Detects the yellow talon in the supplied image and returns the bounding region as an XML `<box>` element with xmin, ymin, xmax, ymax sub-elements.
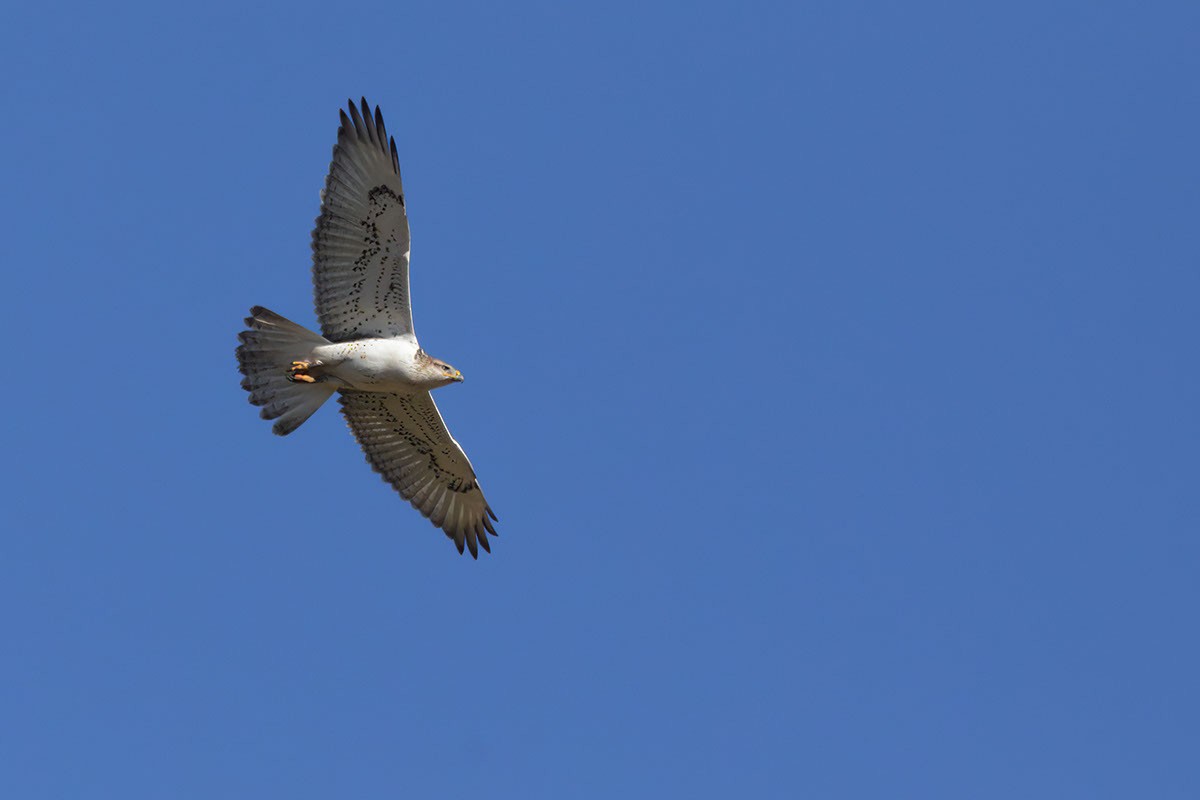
<box><xmin>287</xmin><ymin>361</ymin><xmax>317</xmax><ymax>384</ymax></box>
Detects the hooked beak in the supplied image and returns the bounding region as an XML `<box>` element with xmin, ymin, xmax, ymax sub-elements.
<box><xmin>452</xmin><ymin>370</ymin><xmax>464</xmax><ymax>382</ymax></box>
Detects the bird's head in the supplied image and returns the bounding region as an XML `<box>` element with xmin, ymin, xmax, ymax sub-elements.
<box><xmin>417</xmin><ymin>351</ymin><xmax>464</xmax><ymax>387</ymax></box>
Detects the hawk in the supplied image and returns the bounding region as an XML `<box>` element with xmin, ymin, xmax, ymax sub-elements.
<box><xmin>236</xmin><ymin>98</ymin><xmax>499</xmax><ymax>558</ymax></box>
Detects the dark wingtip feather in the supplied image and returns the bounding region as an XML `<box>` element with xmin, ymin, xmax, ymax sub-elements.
<box><xmin>478</xmin><ymin>530</ymin><xmax>491</xmax><ymax>554</ymax></box>
<box><xmin>360</xmin><ymin>97</ymin><xmax>376</xmax><ymax>144</ymax></box>
<box><xmin>486</xmin><ymin>507</ymin><xmax>499</xmax><ymax>522</ymax></box>
<box><xmin>346</xmin><ymin>100</ymin><xmax>366</xmax><ymax>139</ymax></box>
<box><xmin>374</xmin><ymin>104</ymin><xmax>386</xmax><ymax>143</ymax></box>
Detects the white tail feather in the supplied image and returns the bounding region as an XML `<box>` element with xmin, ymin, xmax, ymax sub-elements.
<box><xmin>236</xmin><ymin>306</ymin><xmax>335</xmax><ymax>435</ymax></box>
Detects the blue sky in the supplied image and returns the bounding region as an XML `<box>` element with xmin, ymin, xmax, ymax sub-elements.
<box><xmin>2</xmin><ymin>1</ymin><xmax>1198</xmax><ymax>797</ymax></box>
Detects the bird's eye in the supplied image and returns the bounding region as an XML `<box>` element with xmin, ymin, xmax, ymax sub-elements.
<box><xmin>441</xmin><ymin>365</ymin><xmax>450</xmax><ymax>371</ymax></box>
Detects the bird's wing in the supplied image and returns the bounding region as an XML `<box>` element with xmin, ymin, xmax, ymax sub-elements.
<box><xmin>340</xmin><ymin>390</ymin><xmax>498</xmax><ymax>558</ymax></box>
<box><xmin>312</xmin><ymin>98</ymin><xmax>413</xmax><ymax>342</ymax></box>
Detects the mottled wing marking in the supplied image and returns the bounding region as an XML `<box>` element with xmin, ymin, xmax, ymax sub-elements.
<box><xmin>312</xmin><ymin>98</ymin><xmax>414</xmax><ymax>342</ymax></box>
<box><xmin>340</xmin><ymin>391</ymin><xmax>499</xmax><ymax>558</ymax></box>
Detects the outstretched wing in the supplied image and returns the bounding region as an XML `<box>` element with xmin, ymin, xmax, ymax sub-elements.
<box><xmin>312</xmin><ymin>98</ymin><xmax>413</xmax><ymax>342</ymax></box>
<box><xmin>339</xmin><ymin>391</ymin><xmax>499</xmax><ymax>558</ymax></box>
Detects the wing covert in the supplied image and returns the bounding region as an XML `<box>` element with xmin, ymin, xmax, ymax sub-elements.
<box><xmin>312</xmin><ymin>98</ymin><xmax>414</xmax><ymax>341</ymax></box>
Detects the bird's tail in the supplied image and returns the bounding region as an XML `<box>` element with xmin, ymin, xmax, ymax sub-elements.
<box><xmin>236</xmin><ymin>306</ymin><xmax>336</xmax><ymax>435</ymax></box>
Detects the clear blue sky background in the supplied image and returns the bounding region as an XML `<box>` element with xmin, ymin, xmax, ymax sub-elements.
<box><xmin>2</xmin><ymin>1</ymin><xmax>1197</xmax><ymax>797</ymax></box>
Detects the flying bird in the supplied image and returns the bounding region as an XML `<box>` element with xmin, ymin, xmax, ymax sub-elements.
<box><xmin>236</xmin><ymin>98</ymin><xmax>498</xmax><ymax>558</ymax></box>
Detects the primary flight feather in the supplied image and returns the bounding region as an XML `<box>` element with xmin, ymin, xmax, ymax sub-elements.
<box><xmin>236</xmin><ymin>98</ymin><xmax>498</xmax><ymax>558</ymax></box>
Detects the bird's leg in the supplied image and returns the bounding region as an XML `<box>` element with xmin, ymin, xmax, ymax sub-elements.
<box><xmin>287</xmin><ymin>360</ymin><xmax>320</xmax><ymax>384</ymax></box>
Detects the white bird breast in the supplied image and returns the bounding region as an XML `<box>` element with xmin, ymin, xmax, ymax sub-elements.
<box><xmin>311</xmin><ymin>337</ymin><xmax>426</xmax><ymax>393</ymax></box>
